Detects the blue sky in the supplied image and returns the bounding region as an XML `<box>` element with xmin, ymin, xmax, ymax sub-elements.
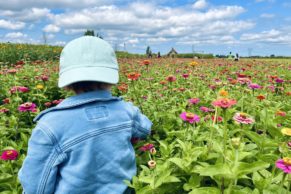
<box><xmin>0</xmin><ymin>0</ymin><xmax>291</xmax><ymax>56</ymax></box>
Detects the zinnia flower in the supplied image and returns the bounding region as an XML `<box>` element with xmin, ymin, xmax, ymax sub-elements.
<box><xmin>188</xmin><ymin>98</ymin><xmax>200</xmax><ymax>105</ymax></box>
<box><xmin>0</xmin><ymin>149</ymin><xmax>18</xmax><ymax>160</ymax></box>
<box><xmin>276</xmin><ymin>158</ymin><xmax>291</xmax><ymax>174</ymax></box>
<box><xmin>281</xmin><ymin>128</ymin><xmax>291</xmax><ymax>136</ymax></box>
<box><xmin>182</xmin><ymin>74</ymin><xmax>189</xmax><ymax>79</ymax></box>
<box><xmin>127</xmin><ymin>72</ymin><xmax>141</xmax><ymax>81</ymax></box>
<box><xmin>139</xmin><ymin>143</ymin><xmax>154</xmax><ymax>151</ymax></box>
<box><xmin>166</xmin><ymin>75</ymin><xmax>176</xmax><ymax>82</ymax></box>
<box><xmin>200</xmin><ymin>106</ymin><xmax>210</xmax><ymax>112</ymax></box>
<box><xmin>18</xmin><ymin>102</ymin><xmax>37</xmax><ymax>112</ymax></box>
<box><xmin>212</xmin><ymin>98</ymin><xmax>237</xmax><ymax>109</ymax></box>
<box><xmin>257</xmin><ymin>94</ymin><xmax>265</xmax><ymax>101</ymax></box>
<box><xmin>275</xmin><ymin>78</ymin><xmax>284</xmax><ymax>83</ymax></box>
<box><xmin>233</xmin><ymin>112</ymin><xmax>255</xmax><ymax>124</ymax></box>
<box><xmin>180</xmin><ymin>112</ymin><xmax>200</xmax><ymax>123</ymax></box>
<box><xmin>276</xmin><ymin>111</ymin><xmax>286</xmax><ymax>117</ymax></box>
<box><xmin>143</xmin><ymin>60</ymin><xmax>150</xmax><ymax>65</ymax></box>
<box><xmin>219</xmin><ymin>89</ymin><xmax>228</xmax><ymax>97</ymax></box>
<box><xmin>248</xmin><ymin>83</ymin><xmax>262</xmax><ymax>90</ymax></box>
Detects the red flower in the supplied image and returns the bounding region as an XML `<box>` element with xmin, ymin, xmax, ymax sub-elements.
<box><xmin>0</xmin><ymin>150</ymin><xmax>18</xmax><ymax>160</ymax></box>
<box><xmin>166</xmin><ymin>75</ymin><xmax>176</xmax><ymax>82</ymax></box>
<box><xmin>127</xmin><ymin>72</ymin><xmax>141</xmax><ymax>81</ymax></box>
<box><xmin>2</xmin><ymin>98</ymin><xmax>10</xmax><ymax>104</ymax></box>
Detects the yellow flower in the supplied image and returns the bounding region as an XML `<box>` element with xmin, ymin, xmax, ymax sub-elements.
<box><xmin>281</xmin><ymin>128</ymin><xmax>291</xmax><ymax>136</ymax></box>
<box><xmin>189</xmin><ymin>61</ymin><xmax>199</xmax><ymax>67</ymax></box>
<box><xmin>219</xmin><ymin>89</ymin><xmax>228</xmax><ymax>97</ymax></box>
<box><xmin>36</xmin><ymin>84</ymin><xmax>44</xmax><ymax>90</ymax></box>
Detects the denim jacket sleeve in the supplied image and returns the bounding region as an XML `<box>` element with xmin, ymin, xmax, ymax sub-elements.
<box><xmin>18</xmin><ymin>124</ymin><xmax>61</xmax><ymax>194</ymax></box>
<box><xmin>132</xmin><ymin>106</ymin><xmax>152</xmax><ymax>139</ymax></box>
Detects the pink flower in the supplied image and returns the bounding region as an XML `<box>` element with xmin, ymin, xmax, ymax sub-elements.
<box><xmin>18</xmin><ymin>102</ymin><xmax>37</xmax><ymax>112</ymax></box>
<box><xmin>238</xmin><ymin>77</ymin><xmax>251</xmax><ymax>85</ymax></box>
<box><xmin>166</xmin><ymin>75</ymin><xmax>176</xmax><ymax>82</ymax></box>
<box><xmin>188</xmin><ymin>98</ymin><xmax>200</xmax><ymax>105</ymax></box>
<box><xmin>0</xmin><ymin>108</ymin><xmax>9</xmax><ymax>113</ymax></box>
<box><xmin>200</xmin><ymin>106</ymin><xmax>211</xmax><ymax>113</ymax></box>
<box><xmin>10</xmin><ymin>86</ymin><xmax>29</xmax><ymax>93</ymax></box>
<box><xmin>0</xmin><ymin>150</ymin><xmax>18</xmax><ymax>160</ymax></box>
<box><xmin>180</xmin><ymin>112</ymin><xmax>200</xmax><ymax>123</ymax></box>
<box><xmin>182</xmin><ymin>74</ymin><xmax>189</xmax><ymax>79</ymax></box>
<box><xmin>276</xmin><ymin>158</ymin><xmax>291</xmax><ymax>174</ymax></box>
<box><xmin>233</xmin><ymin>112</ymin><xmax>255</xmax><ymax>124</ymax></box>
<box><xmin>139</xmin><ymin>143</ymin><xmax>154</xmax><ymax>151</ymax></box>
<box><xmin>212</xmin><ymin>98</ymin><xmax>237</xmax><ymax>109</ymax></box>
<box><xmin>248</xmin><ymin>83</ymin><xmax>262</xmax><ymax>89</ymax></box>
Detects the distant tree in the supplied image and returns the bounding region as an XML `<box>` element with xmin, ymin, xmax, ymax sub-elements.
<box><xmin>157</xmin><ymin>51</ymin><xmax>161</xmax><ymax>58</ymax></box>
<box><xmin>84</xmin><ymin>30</ymin><xmax>104</xmax><ymax>39</ymax></box>
<box><xmin>84</xmin><ymin>30</ymin><xmax>95</xmax><ymax>36</ymax></box>
<box><xmin>270</xmin><ymin>54</ymin><xmax>275</xmax><ymax>58</ymax></box>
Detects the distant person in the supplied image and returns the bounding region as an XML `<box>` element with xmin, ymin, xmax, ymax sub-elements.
<box><xmin>234</xmin><ymin>53</ymin><xmax>239</xmax><ymax>61</ymax></box>
<box><xmin>18</xmin><ymin>36</ymin><xmax>152</xmax><ymax>194</ymax></box>
<box><xmin>227</xmin><ymin>52</ymin><xmax>233</xmax><ymax>60</ymax></box>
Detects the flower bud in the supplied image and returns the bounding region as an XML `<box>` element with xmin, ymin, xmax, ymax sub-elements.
<box><xmin>231</xmin><ymin>137</ymin><xmax>241</xmax><ymax>149</ymax></box>
<box><xmin>148</xmin><ymin>160</ymin><xmax>156</xmax><ymax>169</ymax></box>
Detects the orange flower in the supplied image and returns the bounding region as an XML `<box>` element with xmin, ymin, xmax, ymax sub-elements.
<box><xmin>117</xmin><ymin>83</ymin><xmax>128</xmax><ymax>92</ymax></box>
<box><xmin>219</xmin><ymin>89</ymin><xmax>228</xmax><ymax>97</ymax></box>
<box><xmin>256</xmin><ymin>94</ymin><xmax>265</xmax><ymax>101</ymax></box>
<box><xmin>143</xmin><ymin>60</ymin><xmax>150</xmax><ymax>65</ymax></box>
<box><xmin>127</xmin><ymin>72</ymin><xmax>141</xmax><ymax>81</ymax></box>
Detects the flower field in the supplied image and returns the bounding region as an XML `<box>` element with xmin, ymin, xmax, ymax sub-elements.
<box><xmin>0</xmin><ymin>46</ymin><xmax>290</xmax><ymax>193</ymax></box>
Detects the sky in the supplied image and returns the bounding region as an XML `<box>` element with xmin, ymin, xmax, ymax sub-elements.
<box><xmin>0</xmin><ymin>0</ymin><xmax>291</xmax><ymax>56</ymax></box>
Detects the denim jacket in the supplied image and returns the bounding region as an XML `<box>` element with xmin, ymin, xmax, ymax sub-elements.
<box><xmin>18</xmin><ymin>90</ymin><xmax>152</xmax><ymax>194</ymax></box>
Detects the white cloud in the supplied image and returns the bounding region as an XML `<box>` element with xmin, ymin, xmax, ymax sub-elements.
<box><xmin>49</xmin><ymin>4</ymin><xmax>248</xmax><ymax>40</ymax></box>
<box><xmin>43</xmin><ymin>24</ymin><xmax>60</xmax><ymax>33</ymax></box>
<box><xmin>0</xmin><ymin>8</ymin><xmax>51</xmax><ymax>22</ymax></box>
<box><xmin>260</xmin><ymin>13</ymin><xmax>275</xmax><ymax>18</ymax></box>
<box><xmin>192</xmin><ymin>0</ymin><xmax>208</xmax><ymax>9</ymax></box>
<box><xmin>4</xmin><ymin>32</ymin><xmax>27</xmax><ymax>39</ymax></box>
<box><xmin>0</xmin><ymin>19</ymin><xmax>25</xmax><ymax>30</ymax></box>
<box><xmin>240</xmin><ymin>29</ymin><xmax>291</xmax><ymax>44</ymax></box>
<box><xmin>0</xmin><ymin>0</ymin><xmax>111</xmax><ymax>10</ymax></box>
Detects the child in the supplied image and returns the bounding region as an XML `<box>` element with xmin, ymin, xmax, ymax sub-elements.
<box><xmin>18</xmin><ymin>36</ymin><xmax>152</xmax><ymax>194</ymax></box>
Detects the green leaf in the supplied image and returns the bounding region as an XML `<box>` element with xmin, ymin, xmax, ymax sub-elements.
<box><xmin>189</xmin><ymin>187</ymin><xmax>220</xmax><ymax>194</ymax></box>
<box><xmin>183</xmin><ymin>174</ymin><xmax>202</xmax><ymax>191</ymax></box>
<box><xmin>235</xmin><ymin>161</ymin><xmax>270</xmax><ymax>177</ymax></box>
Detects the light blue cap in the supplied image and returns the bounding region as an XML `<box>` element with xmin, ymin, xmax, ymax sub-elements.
<box><xmin>58</xmin><ymin>36</ymin><xmax>119</xmax><ymax>88</ymax></box>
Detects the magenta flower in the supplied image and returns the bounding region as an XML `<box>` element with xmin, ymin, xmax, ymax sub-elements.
<box><xmin>276</xmin><ymin>158</ymin><xmax>291</xmax><ymax>174</ymax></box>
<box><xmin>18</xmin><ymin>102</ymin><xmax>37</xmax><ymax>112</ymax></box>
<box><xmin>139</xmin><ymin>143</ymin><xmax>154</xmax><ymax>151</ymax></box>
<box><xmin>275</xmin><ymin>78</ymin><xmax>284</xmax><ymax>83</ymax></box>
<box><xmin>248</xmin><ymin>83</ymin><xmax>262</xmax><ymax>90</ymax></box>
<box><xmin>233</xmin><ymin>112</ymin><xmax>255</xmax><ymax>124</ymax></box>
<box><xmin>0</xmin><ymin>150</ymin><xmax>18</xmax><ymax>160</ymax></box>
<box><xmin>188</xmin><ymin>98</ymin><xmax>200</xmax><ymax>105</ymax></box>
<box><xmin>180</xmin><ymin>112</ymin><xmax>200</xmax><ymax>123</ymax></box>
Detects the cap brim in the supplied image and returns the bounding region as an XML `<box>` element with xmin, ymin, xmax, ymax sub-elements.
<box><xmin>58</xmin><ymin>66</ymin><xmax>119</xmax><ymax>88</ymax></box>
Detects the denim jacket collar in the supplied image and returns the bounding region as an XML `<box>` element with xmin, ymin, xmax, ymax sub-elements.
<box><xmin>34</xmin><ymin>90</ymin><xmax>121</xmax><ymax>122</ymax></box>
